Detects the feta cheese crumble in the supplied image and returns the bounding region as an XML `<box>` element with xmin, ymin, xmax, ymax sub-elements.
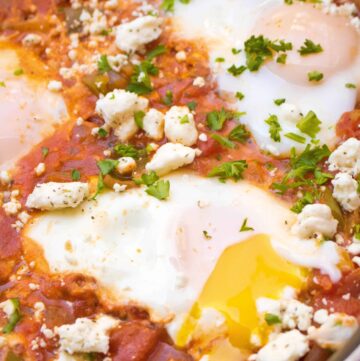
<box><xmin>331</xmin><ymin>172</ymin><xmax>360</xmax><ymax>212</ymax></box>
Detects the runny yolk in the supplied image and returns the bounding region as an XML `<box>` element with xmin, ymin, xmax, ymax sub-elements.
<box><xmin>177</xmin><ymin>234</ymin><xmax>305</xmax><ymax>348</ymax></box>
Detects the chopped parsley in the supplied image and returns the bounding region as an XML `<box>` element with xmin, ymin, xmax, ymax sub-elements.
<box><xmin>296</xmin><ymin>111</ymin><xmax>321</xmax><ymax>138</ymax></box>
<box><xmin>134</xmin><ymin>171</ymin><xmax>159</xmax><ymax>186</ymax></box>
<box><xmin>206</xmin><ymin>108</ymin><xmax>233</xmax><ymax>131</ymax></box>
<box><xmin>227</xmin><ymin>64</ymin><xmax>247</xmax><ymax>77</ymax></box>
<box><xmin>163</xmin><ymin>90</ymin><xmax>173</xmax><ymax>106</ymax></box>
<box><xmin>276</xmin><ymin>53</ymin><xmax>287</xmax><ymax>64</ymax></box>
<box><xmin>284</xmin><ymin>133</ymin><xmax>306</xmax><ymax>144</ymax></box>
<box><xmin>97</xmin><ymin>128</ymin><xmax>108</xmax><ymax>138</ymax></box>
<box><xmin>71</xmin><ymin>169</ymin><xmax>81</xmax><ymax>181</ymax></box>
<box><xmin>346</xmin><ymin>83</ymin><xmax>356</xmax><ymax>89</ymax></box>
<box><xmin>308</xmin><ymin>71</ymin><xmax>324</xmax><ymax>82</ymax></box>
<box><xmin>146</xmin><ymin>180</ymin><xmax>170</xmax><ymax>200</ymax></box>
<box><xmin>13</xmin><ymin>68</ymin><xmax>24</xmax><ymax>76</ymax></box>
<box><xmin>3</xmin><ymin>299</ymin><xmax>21</xmax><ymax>334</ymax></box>
<box><xmin>291</xmin><ymin>192</ymin><xmax>315</xmax><ymax>213</ymax></box>
<box><xmin>244</xmin><ymin>35</ymin><xmax>292</xmax><ymax>71</ymax></box>
<box><xmin>208</xmin><ymin>160</ymin><xmax>248</xmax><ymax>182</ymax></box>
<box><xmin>0</xmin><ymin>81</ymin><xmax>5</xmax><ymax>87</ymax></box>
<box><xmin>180</xmin><ymin>114</ymin><xmax>190</xmax><ymax>124</ymax></box>
<box><xmin>239</xmin><ymin>218</ymin><xmax>254</xmax><ymax>232</ymax></box>
<box><xmin>211</xmin><ymin>134</ymin><xmax>235</xmax><ymax>149</ymax></box>
<box><xmin>97</xmin><ymin>55</ymin><xmax>111</xmax><ymax>74</ymax></box>
<box><xmin>41</xmin><ymin>146</ymin><xmax>49</xmax><ymax>158</ymax></box>
<box><xmin>113</xmin><ymin>144</ymin><xmax>140</xmax><ymax>159</ymax></box>
<box><xmin>97</xmin><ymin>159</ymin><xmax>119</xmax><ymax>176</ymax></box>
<box><xmin>235</xmin><ymin>92</ymin><xmax>245</xmax><ymax>101</ymax></box>
<box><xmin>228</xmin><ymin>124</ymin><xmax>250</xmax><ymax>143</ymax></box>
<box><xmin>354</xmin><ymin>224</ymin><xmax>360</xmax><ymax>241</ymax></box>
<box><xmin>274</xmin><ymin>98</ymin><xmax>286</xmax><ymax>106</ymax></box>
<box><xmin>127</xmin><ymin>60</ymin><xmax>158</xmax><ymax>95</ymax></box>
<box><xmin>134</xmin><ymin>111</ymin><xmax>145</xmax><ymax>129</ymax></box>
<box><xmin>298</xmin><ymin>39</ymin><xmax>323</xmax><ymax>56</ymax></box>
<box><xmin>264</xmin><ymin>313</ymin><xmax>281</xmax><ymax>326</ymax></box>
<box><xmin>187</xmin><ymin>101</ymin><xmax>197</xmax><ymax>111</ymax></box>
<box><xmin>265</xmin><ymin>114</ymin><xmax>282</xmax><ymax>142</ymax></box>
<box><xmin>215</xmin><ymin>57</ymin><xmax>225</xmax><ymax>63</ymax></box>
<box><xmin>232</xmin><ymin>48</ymin><xmax>242</xmax><ymax>55</ymax></box>
<box><xmin>203</xmin><ymin>230</ymin><xmax>212</xmax><ymax>239</ymax></box>
<box><xmin>146</xmin><ymin>45</ymin><xmax>167</xmax><ymax>61</ymax></box>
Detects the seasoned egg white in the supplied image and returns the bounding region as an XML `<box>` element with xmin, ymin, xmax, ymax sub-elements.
<box><xmin>172</xmin><ymin>0</ymin><xmax>360</xmax><ymax>155</ymax></box>
<box><xmin>0</xmin><ymin>44</ymin><xmax>68</xmax><ymax>168</ymax></box>
<box><xmin>25</xmin><ymin>173</ymin><xmax>341</xmax><ymax>347</ymax></box>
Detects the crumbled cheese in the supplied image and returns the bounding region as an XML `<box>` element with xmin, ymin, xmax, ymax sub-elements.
<box><xmin>308</xmin><ymin>313</ymin><xmax>358</xmax><ymax>350</ymax></box>
<box><xmin>41</xmin><ymin>324</ymin><xmax>55</xmax><ymax>339</ymax></box>
<box><xmin>146</xmin><ymin>143</ymin><xmax>198</xmax><ymax>176</ymax></box>
<box><xmin>95</xmin><ymin>89</ymin><xmax>148</xmax><ymax>130</ymax></box>
<box><xmin>18</xmin><ymin>211</ymin><xmax>31</xmax><ymax>225</ymax></box>
<box><xmin>331</xmin><ymin>172</ymin><xmax>360</xmax><ymax>212</ymax></box>
<box><xmin>0</xmin><ymin>300</ymin><xmax>15</xmax><ymax>318</ymax></box>
<box><xmin>175</xmin><ymin>51</ymin><xmax>187</xmax><ymax>62</ymax></box>
<box><xmin>115</xmin><ymin>16</ymin><xmax>163</xmax><ymax>53</ymax></box>
<box><xmin>199</xmin><ymin>133</ymin><xmax>208</xmax><ymax>142</ymax></box>
<box><xmin>34</xmin><ymin>163</ymin><xmax>46</xmax><ymax>176</ymax></box>
<box><xmin>114</xmin><ymin>118</ymin><xmax>139</xmax><ymax>142</ymax></box>
<box><xmin>328</xmin><ymin>138</ymin><xmax>360</xmax><ymax>176</ymax></box>
<box><xmin>107</xmin><ymin>54</ymin><xmax>128</xmax><ymax>72</ymax></box>
<box><xmin>353</xmin><ymin>256</ymin><xmax>360</xmax><ymax>267</ymax></box>
<box><xmin>117</xmin><ymin>157</ymin><xmax>136</xmax><ymax>174</ymax></box>
<box><xmin>29</xmin><ymin>283</ymin><xmax>40</xmax><ymax>290</ymax></box>
<box><xmin>48</xmin><ymin>80</ymin><xmax>63</xmax><ymax>92</ymax></box>
<box><xmin>291</xmin><ymin>204</ymin><xmax>338</xmax><ymax>239</ymax></box>
<box><xmin>279</xmin><ymin>103</ymin><xmax>302</xmax><ymax>123</ymax></box>
<box><xmin>164</xmin><ymin>106</ymin><xmax>198</xmax><ymax>146</ymax></box>
<box><xmin>26</xmin><ymin>182</ymin><xmax>89</xmax><ymax>210</ymax></box>
<box><xmin>3</xmin><ymin>199</ymin><xmax>21</xmax><ymax>216</ymax></box>
<box><xmin>56</xmin><ymin>315</ymin><xmax>119</xmax><ymax>354</ymax></box>
<box><xmin>0</xmin><ymin>170</ymin><xmax>11</xmax><ymax>185</ymax></box>
<box><xmin>313</xmin><ymin>309</ymin><xmax>329</xmax><ymax>325</ymax></box>
<box><xmin>347</xmin><ymin>240</ymin><xmax>360</xmax><ymax>256</ymax></box>
<box><xmin>113</xmin><ymin>183</ymin><xmax>127</xmax><ymax>193</ymax></box>
<box><xmin>193</xmin><ymin>76</ymin><xmax>206</xmax><ymax>88</ymax></box>
<box><xmin>281</xmin><ymin>299</ymin><xmax>313</xmax><ymax>332</ymax></box>
<box><xmin>257</xmin><ymin>298</ymin><xmax>313</xmax><ymax>332</ymax></box>
<box><xmin>143</xmin><ymin>108</ymin><xmax>165</xmax><ymax>140</ymax></box>
<box><xmin>81</xmin><ymin>9</ymin><xmax>108</xmax><ymax>35</ymax></box>
<box><xmin>22</xmin><ymin>33</ymin><xmax>42</xmax><ymax>46</ymax></box>
<box><xmin>256</xmin><ymin>330</ymin><xmax>309</xmax><ymax>361</ymax></box>
<box><xmin>34</xmin><ymin>302</ymin><xmax>45</xmax><ymax>321</ymax></box>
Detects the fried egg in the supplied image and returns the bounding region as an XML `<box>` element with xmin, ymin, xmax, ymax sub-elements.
<box><xmin>25</xmin><ymin>173</ymin><xmax>341</xmax><ymax>349</ymax></box>
<box><xmin>172</xmin><ymin>0</ymin><xmax>360</xmax><ymax>155</ymax></box>
<box><xmin>0</xmin><ymin>43</ymin><xmax>68</xmax><ymax>169</ymax></box>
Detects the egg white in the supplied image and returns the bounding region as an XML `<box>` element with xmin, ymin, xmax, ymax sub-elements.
<box><xmin>0</xmin><ymin>45</ymin><xmax>68</xmax><ymax>169</ymax></box>
<box><xmin>172</xmin><ymin>0</ymin><xmax>360</xmax><ymax>155</ymax></box>
<box><xmin>25</xmin><ymin>173</ymin><xmax>340</xmax><ymax>341</ymax></box>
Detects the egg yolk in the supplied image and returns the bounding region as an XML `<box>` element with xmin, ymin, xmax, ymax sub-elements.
<box><xmin>177</xmin><ymin>235</ymin><xmax>305</xmax><ymax>348</ymax></box>
<box><xmin>254</xmin><ymin>2</ymin><xmax>360</xmax><ymax>85</ymax></box>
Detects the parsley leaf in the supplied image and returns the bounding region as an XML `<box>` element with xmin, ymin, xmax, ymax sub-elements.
<box><xmin>163</xmin><ymin>90</ymin><xmax>173</xmax><ymax>106</ymax></box>
<box><xmin>296</xmin><ymin>111</ymin><xmax>321</xmax><ymax>138</ymax></box>
<box><xmin>274</xmin><ymin>98</ymin><xmax>286</xmax><ymax>106</ymax></box>
<box><xmin>284</xmin><ymin>133</ymin><xmax>306</xmax><ymax>144</ymax></box>
<box><xmin>227</xmin><ymin>65</ymin><xmax>247</xmax><ymax>77</ymax></box>
<box><xmin>211</xmin><ymin>134</ymin><xmax>235</xmax><ymax>149</ymax></box>
<box><xmin>346</xmin><ymin>83</ymin><xmax>356</xmax><ymax>89</ymax></box>
<box><xmin>146</xmin><ymin>45</ymin><xmax>167</xmax><ymax>61</ymax></box>
<box><xmin>206</xmin><ymin>108</ymin><xmax>233</xmax><ymax>131</ymax></box>
<box><xmin>228</xmin><ymin>124</ymin><xmax>250</xmax><ymax>143</ymax></box>
<box><xmin>3</xmin><ymin>299</ymin><xmax>21</xmax><ymax>334</ymax></box>
<box><xmin>97</xmin><ymin>159</ymin><xmax>119</xmax><ymax>175</ymax></box>
<box><xmin>308</xmin><ymin>71</ymin><xmax>323</xmax><ymax>82</ymax></box>
<box><xmin>265</xmin><ymin>114</ymin><xmax>282</xmax><ymax>142</ymax></box>
<box><xmin>97</xmin><ymin>55</ymin><xmax>111</xmax><ymax>74</ymax></box>
<box><xmin>208</xmin><ymin>160</ymin><xmax>248</xmax><ymax>182</ymax></box>
<box><xmin>71</xmin><ymin>169</ymin><xmax>81</xmax><ymax>181</ymax></box>
<box><xmin>187</xmin><ymin>101</ymin><xmax>197</xmax><ymax>111</ymax></box>
<box><xmin>240</xmin><ymin>218</ymin><xmax>254</xmax><ymax>232</ymax></box>
<box><xmin>113</xmin><ymin>144</ymin><xmax>140</xmax><ymax>159</ymax></box>
<box><xmin>134</xmin><ymin>171</ymin><xmax>159</xmax><ymax>186</ymax></box>
<box><xmin>134</xmin><ymin>111</ymin><xmax>145</xmax><ymax>129</ymax></box>
<box><xmin>127</xmin><ymin>60</ymin><xmax>158</xmax><ymax>95</ymax></box>
<box><xmin>264</xmin><ymin>313</ymin><xmax>281</xmax><ymax>326</ymax></box>
<box><xmin>291</xmin><ymin>192</ymin><xmax>314</xmax><ymax>213</ymax></box>
<box><xmin>298</xmin><ymin>39</ymin><xmax>323</xmax><ymax>56</ymax></box>
<box><xmin>146</xmin><ymin>180</ymin><xmax>170</xmax><ymax>200</ymax></box>
<box><xmin>41</xmin><ymin>147</ymin><xmax>49</xmax><ymax>158</ymax></box>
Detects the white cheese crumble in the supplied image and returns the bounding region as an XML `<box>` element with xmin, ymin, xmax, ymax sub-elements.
<box><xmin>175</xmin><ymin>51</ymin><xmax>187</xmax><ymax>62</ymax></box>
<box><xmin>143</xmin><ymin>108</ymin><xmax>165</xmax><ymax>140</ymax></box>
<box><xmin>0</xmin><ymin>170</ymin><xmax>11</xmax><ymax>185</ymax></box>
<box><xmin>113</xmin><ymin>183</ymin><xmax>127</xmax><ymax>193</ymax></box>
<box><xmin>308</xmin><ymin>313</ymin><xmax>358</xmax><ymax>350</ymax></box>
<box><xmin>0</xmin><ymin>300</ymin><xmax>15</xmax><ymax>318</ymax></box>
<box><xmin>22</xmin><ymin>33</ymin><xmax>42</xmax><ymax>46</ymax></box>
<box><xmin>328</xmin><ymin>138</ymin><xmax>360</xmax><ymax>176</ymax></box>
<box><xmin>107</xmin><ymin>54</ymin><xmax>128</xmax><ymax>72</ymax></box>
<box><xmin>193</xmin><ymin>76</ymin><xmax>206</xmax><ymax>88</ymax></box>
<box><xmin>26</xmin><ymin>182</ymin><xmax>89</xmax><ymax>210</ymax></box>
<box><xmin>34</xmin><ymin>163</ymin><xmax>46</xmax><ymax>176</ymax></box>
<box><xmin>116</xmin><ymin>157</ymin><xmax>136</xmax><ymax>174</ymax></box>
<box><xmin>146</xmin><ymin>143</ymin><xmax>198</xmax><ymax>176</ymax></box>
<box><xmin>56</xmin><ymin>315</ymin><xmax>119</xmax><ymax>354</ymax></box>
<box><xmin>279</xmin><ymin>103</ymin><xmax>302</xmax><ymax>123</ymax></box>
<box><xmin>331</xmin><ymin>172</ymin><xmax>360</xmax><ymax>212</ymax></box>
<box><xmin>164</xmin><ymin>106</ymin><xmax>198</xmax><ymax>146</ymax></box>
<box><xmin>291</xmin><ymin>204</ymin><xmax>338</xmax><ymax>239</ymax></box>
<box><xmin>95</xmin><ymin>89</ymin><xmax>148</xmax><ymax>141</ymax></box>
<box><xmin>256</xmin><ymin>330</ymin><xmax>309</xmax><ymax>361</ymax></box>
<box><xmin>313</xmin><ymin>309</ymin><xmax>329</xmax><ymax>325</ymax></box>
<box><xmin>115</xmin><ymin>16</ymin><xmax>163</xmax><ymax>53</ymax></box>
<box><xmin>48</xmin><ymin>80</ymin><xmax>63</xmax><ymax>92</ymax></box>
